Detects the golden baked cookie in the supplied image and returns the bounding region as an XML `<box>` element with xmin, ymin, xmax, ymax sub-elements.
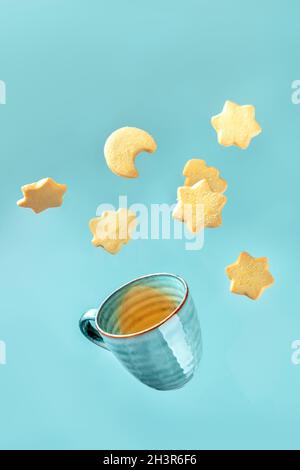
<box><xmin>226</xmin><ymin>251</ymin><xmax>274</xmax><ymax>300</ymax></box>
<box><xmin>172</xmin><ymin>179</ymin><xmax>227</xmax><ymax>233</ymax></box>
<box><xmin>183</xmin><ymin>159</ymin><xmax>227</xmax><ymax>193</ymax></box>
<box><xmin>17</xmin><ymin>177</ymin><xmax>67</xmax><ymax>214</ymax></box>
<box><xmin>211</xmin><ymin>100</ymin><xmax>261</xmax><ymax>149</ymax></box>
<box><xmin>89</xmin><ymin>208</ymin><xmax>137</xmax><ymax>254</ymax></box>
<box><xmin>104</xmin><ymin>127</ymin><xmax>157</xmax><ymax>178</ymax></box>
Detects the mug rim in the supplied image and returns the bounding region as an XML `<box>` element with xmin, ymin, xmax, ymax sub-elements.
<box><xmin>95</xmin><ymin>273</ymin><xmax>189</xmax><ymax>339</ymax></box>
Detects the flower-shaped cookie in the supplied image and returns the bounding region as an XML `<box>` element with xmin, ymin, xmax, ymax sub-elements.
<box><xmin>211</xmin><ymin>100</ymin><xmax>261</xmax><ymax>149</ymax></box>
<box><xmin>89</xmin><ymin>208</ymin><xmax>137</xmax><ymax>254</ymax></box>
<box><xmin>226</xmin><ymin>251</ymin><xmax>274</xmax><ymax>300</ymax></box>
<box><xmin>172</xmin><ymin>179</ymin><xmax>227</xmax><ymax>233</ymax></box>
<box><xmin>17</xmin><ymin>177</ymin><xmax>67</xmax><ymax>213</ymax></box>
<box><xmin>183</xmin><ymin>159</ymin><xmax>227</xmax><ymax>193</ymax></box>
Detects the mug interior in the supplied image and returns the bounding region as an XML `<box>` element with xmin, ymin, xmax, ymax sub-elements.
<box><xmin>97</xmin><ymin>273</ymin><xmax>187</xmax><ymax>337</ymax></box>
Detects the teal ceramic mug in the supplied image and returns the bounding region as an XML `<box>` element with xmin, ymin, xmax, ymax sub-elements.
<box><xmin>79</xmin><ymin>273</ymin><xmax>202</xmax><ymax>391</ymax></box>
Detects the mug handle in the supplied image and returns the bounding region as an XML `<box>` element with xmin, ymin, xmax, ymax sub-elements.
<box><xmin>79</xmin><ymin>309</ymin><xmax>109</xmax><ymax>350</ymax></box>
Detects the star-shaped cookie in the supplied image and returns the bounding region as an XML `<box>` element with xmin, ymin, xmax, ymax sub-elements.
<box><xmin>211</xmin><ymin>100</ymin><xmax>261</xmax><ymax>149</ymax></box>
<box><xmin>17</xmin><ymin>177</ymin><xmax>67</xmax><ymax>213</ymax></box>
<box><xmin>183</xmin><ymin>159</ymin><xmax>227</xmax><ymax>193</ymax></box>
<box><xmin>226</xmin><ymin>252</ymin><xmax>274</xmax><ymax>300</ymax></box>
<box><xmin>172</xmin><ymin>179</ymin><xmax>227</xmax><ymax>233</ymax></box>
<box><xmin>89</xmin><ymin>208</ymin><xmax>137</xmax><ymax>254</ymax></box>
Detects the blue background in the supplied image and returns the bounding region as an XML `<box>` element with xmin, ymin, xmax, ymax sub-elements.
<box><xmin>0</xmin><ymin>0</ymin><xmax>299</xmax><ymax>450</ymax></box>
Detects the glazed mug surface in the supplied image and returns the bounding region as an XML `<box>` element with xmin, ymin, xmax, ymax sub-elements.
<box><xmin>79</xmin><ymin>273</ymin><xmax>202</xmax><ymax>391</ymax></box>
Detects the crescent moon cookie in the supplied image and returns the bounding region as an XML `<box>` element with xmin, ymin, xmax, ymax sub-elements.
<box><xmin>17</xmin><ymin>177</ymin><xmax>67</xmax><ymax>214</ymax></box>
<box><xmin>226</xmin><ymin>252</ymin><xmax>274</xmax><ymax>300</ymax></box>
<box><xmin>172</xmin><ymin>179</ymin><xmax>227</xmax><ymax>233</ymax></box>
<box><xmin>89</xmin><ymin>208</ymin><xmax>137</xmax><ymax>254</ymax></box>
<box><xmin>183</xmin><ymin>159</ymin><xmax>227</xmax><ymax>193</ymax></box>
<box><xmin>211</xmin><ymin>100</ymin><xmax>262</xmax><ymax>149</ymax></box>
<box><xmin>104</xmin><ymin>127</ymin><xmax>157</xmax><ymax>178</ymax></box>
